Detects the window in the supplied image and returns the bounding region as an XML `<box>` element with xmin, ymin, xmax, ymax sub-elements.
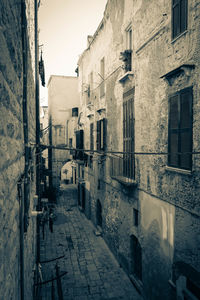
<box><xmin>172</xmin><ymin>0</ymin><xmax>187</xmax><ymax>39</ymax></box>
<box><xmin>133</xmin><ymin>209</ymin><xmax>139</xmax><ymax>226</ymax></box>
<box><xmin>75</xmin><ymin>129</ymin><xmax>84</xmax><ymax>160</ymax></box>
<box><xmin>121</xmin><ymin>25</ymin><xmax>132</xmax><ymax>72</ymax></box>
<box><xmin>126</xmin><ymin>26</ymin><xmax>132</xmax><ymax>50</ymax></box>
<box><xmin>130</xmin><ymin>235</ymin><xmax>142</xmax><ymax>281</ymax></box>
<box><xmin>72</xmin><ymin>107</ymin><xmax>78</xmax><ymax>117</ymax></box>
<box><xmin>123</xmin><ymin>88</ymin><xmax>135</xmax><ymax>178</ymax></box>
<box><xmin>69</xmin><ymin>138</ymin><xmax>73</xmax><ymax>154</ymax></box>
<box><xmin>69</xmin><ymin>138</ymin><xmax>72</xmax><ymax>147</ymax></box>
<box><xmin>90</xmin><ymin>123</ymin><xmax>94</xmax><ymax>151</ymax></box>
<box><xmin>100</xmin><ymin>57</ymin><xmax>105</xmax><ymax>97</ymax></box>
<box><xmin>89</xmin><ymin>72</ymin><xmax>93</xmax><ymax>99</ymax></box>
<box><xmin>168</xmin><ymin>87</ymin><xmax>192</xmax><ymax>170</ymax></box>
<box><xmin>96</xmin><ymin>118</ymin><xmax>107</xmax><ymax>151</ymax></box>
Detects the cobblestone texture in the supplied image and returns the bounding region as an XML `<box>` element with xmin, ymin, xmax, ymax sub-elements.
<box><xmin>39</xmin><ymin>184</ymin><xmax>142</xmax><ymax>300</ymax></box>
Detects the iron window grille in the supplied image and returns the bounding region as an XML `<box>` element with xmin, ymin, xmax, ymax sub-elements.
<box><xmin>110</xmin><ymin>89</ymin><xmax>135</xmax><ymax>182</ymax></box>
<box><xmin>123</xmin><ymin>90</ymin><xmax>135</xmax><ymax>179</ymax></box>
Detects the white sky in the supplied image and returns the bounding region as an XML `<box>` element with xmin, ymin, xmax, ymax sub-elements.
<box><xmin>38</xmin><ymin>0</ymin><xmax>107</xmax><ymax>106</ymax></box>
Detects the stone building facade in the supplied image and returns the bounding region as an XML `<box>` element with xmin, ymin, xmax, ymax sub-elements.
<box><xmin>76</xmin><ymin>0</ymin><xmax>200</xmax><ymax>299</ymax></box>
<box><xmin>48</xmin><ymin>75</ymin><xmax>79</xmax><ymax>189</ymax></box>
<box><xmin>0</xmin><ymin>0</ymin><xmax>38</xmax><ymax>299</ymax></box>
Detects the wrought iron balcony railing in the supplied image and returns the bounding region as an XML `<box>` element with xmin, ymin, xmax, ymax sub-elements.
<box><xmin>110</xmin><ymin>154</ymin><xmax>136</xmax><ymax>185</ymax></box>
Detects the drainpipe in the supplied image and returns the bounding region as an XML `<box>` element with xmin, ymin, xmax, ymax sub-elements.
<box><xmin>48</xmin><ymin>116</ymin><xmax>53</xmax><ymax>189</ymax></box>
<box><xmin>35</xmin><ymin>0</ymin><xmax>41</xmax><ymax>264</ymax></box>
<box><xmin>21</xmin><ymin>0</ymin><xmax>29</xmax><ymax>299</ymax></box>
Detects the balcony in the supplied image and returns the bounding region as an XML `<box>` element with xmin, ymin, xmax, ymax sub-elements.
<box><xmin>110</xmin><ymin>154</ymin><xmax>137</xmax><ymax>186</ymax></box>
<box><xmin>120</xmin><ymin>50</ymin><xmax>132</xmax><ymax>73</ymax></box>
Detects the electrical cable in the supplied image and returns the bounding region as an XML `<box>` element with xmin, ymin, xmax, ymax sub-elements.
<box><xmin>33</xmin><ymin>143</ymin><xmax>200</xmax><ymax>156</ymax></box>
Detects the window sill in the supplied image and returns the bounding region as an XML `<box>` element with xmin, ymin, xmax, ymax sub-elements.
<box><xmin>171</xmin><ymin>30</ymin><xmax>188</xmax><ymax>44</ymax></box>
<box><xmin>111</xmin><ymin>175</ymin><xmax>137</xmax><ymax>187</ymax></box>
<box><xmin>165</xmin><ymin>166</ymin><xmax>192</xmax><ymax>175</ymax></box>
<box><xmin>119</xmin><ymin>71</ymin><xmax>134</xmax><ymax>83</ymax></box>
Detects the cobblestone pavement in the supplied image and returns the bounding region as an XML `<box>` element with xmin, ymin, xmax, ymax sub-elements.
<box><xmin>39</xmin><ymin>184</ymin><xmax>142</xmax><ymax>300</ymax></box>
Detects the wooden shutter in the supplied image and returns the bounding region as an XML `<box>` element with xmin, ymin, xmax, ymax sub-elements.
<box><xmin>172</xmin><ymin>0</ymin><xmax>187</xmax><ymax>39</ymax></box>
<box><xmin>76</xmin><ymin>130</ymin><xmax>80</xmax><ymax>149</ymax></box>
<box><xmin>168</xmin><ymin>88</ymin><xmax>192</xmax><ymax>170</ymax></box>
<box><xmin>172</xmin><ymin>0</ymin><xmax>180</xmax><ymax>38</ymax></box>
<box><xmin>180</xmin><ymin>88</ymin><xmax>192</xmax><ymax>169</ymax></box>
<box><xmin>90</xmin><ymin>123</ymin><xmax>94</xmax><ymax>151</ymax></box>
<box><xmin>168</xmin><ymin>94</ymin><xmax>179</xmax><ymax>167</ymax></box>
<box><xmin>96</xmin><ymin>121</ymin><xmax>101</xmax><ymax>151</ymax></box>
<box><xmin>102</xmin><ymin>118</ymin><xmax>107</xmax><ymax>151</ymax></box>
<box><xmin>181</xmin><ymin>0</ymin><xmax>187</xmax><ymax>32</ymax></box>
<box><xmin>79</xmin><ymin>130</ymin><xmax>84</xmax><ymax>149</ymax></box>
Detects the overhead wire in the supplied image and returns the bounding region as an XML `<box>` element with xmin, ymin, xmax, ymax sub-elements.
<box><xmin>33</xmin><ymin>143</ymin><xmax>200</xmax><ymax>156</ymax></box>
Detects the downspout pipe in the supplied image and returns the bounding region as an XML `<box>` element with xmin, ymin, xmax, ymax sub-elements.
<box><xmin>35</xmin><ymin>0</ymin><xmax>41</xmax><ymax>264</ymax></box>
<box><xmin>48</xmin><ymin>115</ymin><xmax>53</xmax><ymax>189</ymax></box>
<box><xmin>21</xmin><ymin>0</ymin><xmax>29</xmax><ymax>299</ymax></box>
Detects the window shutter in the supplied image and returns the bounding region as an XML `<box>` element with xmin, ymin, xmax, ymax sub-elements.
<box><xmin>96</xmin><ymin>121</ymin><xmax>101</xmax><ymax>151</ymax></box>
<box><xmin>168</xmin><ymin>95</ymin><xmax>179</xmax><ymax>167</ymax></box>
<box><xmin>90</xmin><ymin>123</ymin><xmax>94</xmax><ymax>151</ymax></box>
<box><xmin>172</xmin><ymin>1</ymin><xmax>180</xmax><ymax>38</ymax></box>
<box><xmin>172</xmin><ymin>0</ymin><xmax>187</xmax><ymax>39</ymax></box>
<box><xmin>79</xmin><ymin>130</ymin><xmax>84</xmax><ymax>149</ymax></box>
<box><xmin>102</xmin><ymin>118</ymin><xmax>107</xmax><ymax>151</ymax></box>
<box><xmin>180</xmin><ymin>0</ymin><xmax>187</xmax><ymax>33</ymax></box>
<box><xmin>168</xmin><ymin>88</ymin><xmax>192</xmax><ymax>170</ymax></box>
<box><xmin>76</xmin><ymin>131</ymin><xmax>80</xmax><ymax>149</ymax></box>
<box><xmin>80</xmin><ymin>130</ymin><xmax>84</xmax><ymax>160</ymax></box>
<box><xmin>180</xmin><ymin>88</ymin><xmax>192</xmax><ymax>169</ymax></box>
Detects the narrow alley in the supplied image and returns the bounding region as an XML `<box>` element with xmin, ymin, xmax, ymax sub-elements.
<box><xmin>37</xmin><ymin>184</ymin><xmax>142</xmax><ymax>300</ymax></box>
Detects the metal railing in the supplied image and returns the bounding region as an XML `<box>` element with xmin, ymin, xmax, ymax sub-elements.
<box><xmin>110</xmin><ymin>154</ymin><xmax>135</xmax><ymax>182</ymax></box>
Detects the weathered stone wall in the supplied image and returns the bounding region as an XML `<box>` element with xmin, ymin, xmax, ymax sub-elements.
<box><xmin>133</xmin><ymin>1</ymin><xmax>200</xmax><ymax>298</ymax></box>
<box><xmin>48</xmin><ymin>76</ymin><xmax>79</xmax><ymax>188</ymax></box>
<box><xmin>0</xmin><ymin>0</ymin><xmax>37</xmax><ymax>299</ymax></box>
<box><xmin>78</xmin><ymin>0</ymin><xmax>200</xmax><ymax>299</ymax></box>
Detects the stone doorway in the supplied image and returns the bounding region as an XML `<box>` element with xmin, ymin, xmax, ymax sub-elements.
<box><xmin>130</xmin><ymin>235</ymin><xmax>142</xmax><ymax>281</ymax></box>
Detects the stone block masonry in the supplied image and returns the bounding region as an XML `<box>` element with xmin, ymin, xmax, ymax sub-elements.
<box><xmin>0</xmin><ymin>0</ymin><xmax>37</xmax><ymax>299</ymax></box>
<box><xmin>77</xmin><ymin>0</ymin><xmax>200</xmax><ymax>299</ymax></box>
